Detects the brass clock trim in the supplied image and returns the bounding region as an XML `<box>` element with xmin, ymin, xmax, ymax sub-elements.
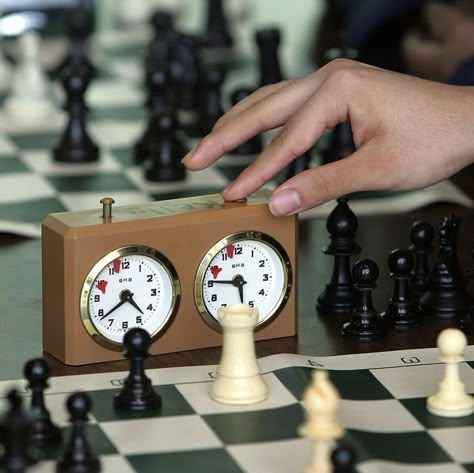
<box><xmin>80</xmin><ymin>245</ymin><xmax>181</xmax><ymax>350</ymax></box>
<box><xmin>194</xmin><ymin>231</ymin><xmax>292</xmax><ymax>332</ymax></box>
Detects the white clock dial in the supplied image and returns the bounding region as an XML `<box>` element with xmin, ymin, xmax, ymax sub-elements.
<box><xmin>80</xmin><ymin>246</ymin><xmax>180</xmax><ymax>347</ymax></box>
<box><xmin>195</xmin><ymin>232</ymin><xmax>292</xmax><ymax>331</ymax></box>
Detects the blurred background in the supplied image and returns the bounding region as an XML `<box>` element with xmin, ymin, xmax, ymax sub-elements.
<box><xmin>2</xmin><ymin>0</ymin><xmax>474</xmax><ymax>85</ymax></box>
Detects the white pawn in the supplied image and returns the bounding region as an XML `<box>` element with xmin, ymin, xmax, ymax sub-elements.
<box><xmin>427</xmin><ymin>328</ymin><xmax>474</xmax><ymax>417</ymax></box>
<box><xmin>4</xmin><ymin>30</ymin><xmax>58</xmax><ymax>125</ymax></box>
<box><xmin>0</xmin><ymin>41</ymin><xmax>12</xmax><ymax>93</ymax></box>
<box><xmin>299</xmin><ymin>370</ymin><xmax>344</xmax><ymax>473</ymax></box>
<box><xmin>211</xmin><ymin>304</ymin><xmax>268</xmax><ymax>405</ymax></box>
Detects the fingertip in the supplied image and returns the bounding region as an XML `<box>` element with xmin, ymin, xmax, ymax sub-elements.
<box><xmin>268</xmin><ymin>189</ymin><xmax>302</xmax><ymax>216</ymax></box>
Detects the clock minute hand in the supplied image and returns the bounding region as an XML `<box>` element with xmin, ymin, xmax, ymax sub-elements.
<box><xmin>232</xmin><ymin>275</ymin><xmax>247</xmax><ymax>303</ymax></box>
<box><xmin>100</xmin><ymin>298</ymin><xmax>127</xmax><ymax>320</ymax></box>
<box><xmin>212</xmin><ymin>280</ymin><xmax>235</xmax><ymax>284</ymax></box>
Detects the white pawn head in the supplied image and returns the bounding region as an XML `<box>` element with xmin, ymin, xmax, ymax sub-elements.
<box><xmin>218</xmin><ymin>303</ymin><xmax>258</xmax><ymax>330</ymax></box>
<box><xmin>437</xmin><ymin>328</ymin><xmax>467</xmax><ymax>363</ymax></box>
<box><xmin>21</xmin><ymin>30</ymin><xmax>41</xmax><ymax>61</ymax></box>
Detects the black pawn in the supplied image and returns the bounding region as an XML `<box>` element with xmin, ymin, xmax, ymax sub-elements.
<box><xmin>332</xmin><ymin>444</ymin><xmax>357</xmax><ymax>473</ymax></box>
<box><xmin>321</xmin><ymin>121</ymin><xmax>355</xmax><ymax>166</ymax></box>
<box><xmin>1</xmin><ymin>390</ymin><xmax>37</xmax><ymax>473</ymax></box>
<box><xmin>317</xmin><ymin>197</ymin><xmax>361</xmax><ymax>314</ymax></box>
<box><xmin>203</xmin><ymin>0</ymin><xmax>233</xmax><ymax>49</ymax></box>
<box><xmin>56</xmin><ymin>392</ymin><xmax>100</xmax><ymax>473</ymax></box>
<box><xmin>114</xmin><ymin>328</ymin><xmax>161</xmax><ymax>411</ymax></box>
<box><xmin>420</xmin><ymin>213</ymin><xmax>472</xmax><ymax>318</ymax></box>
<box><xmin>56</xmin><ymin>7</ymin><xmax>95</xmax><ymax>78</ymax></box>
<box><xmin>24</xmin><ymin>358</ymin><xmax>62</xmax><ymax>446</ymax></box>
<box><xmin>285</xmin><ymin>152</ymin><xmax>311</xmax><ymax>180</ymax></box>
<box><xmin>53</xmin><ymin>65</ymin><xmax>99</xmax><ymax>163</ymax></box>
<box><xmin>255</xmin><ymin>28</ymin><xmax>283</xmax><ymax>87</ymax></box>
<box><xmin>342</xmin><ymin>259</ymin><xmax>383</xmax><ymax>339</ymax></box>
<box><xmin>144</xmin><ymin>108</ymin><xmax>186</xmax><ymax>182</ymax></box>
<box><xmin>173</xmin><ymin>34</ymin><xmax>202</xmax><ymax>111</ymax></box>
<box><xmin>135</xmin><ymin>64</ymin><xmax>171</xmax><ymax>165</ymax></box>
<box><xmin>146</xmin><ymin>10</ymin><xmax>176</xmax><ymax>69</ymax></box>
<box><xmin>409</xmin><ymin>220</ymin><xmax>434</xmax><ymax>302</ymax></box>
<box><xmin>228</xmin><ymin>88</ymin><xmax>263</xmax><ymax>155</ymax></box>
<box><xmin>461</xmin><ymin>249</ymin><xmax>474</xmax><ymax>332</ymax></box>
<box><xmin>382</xmin><ymin>249</ymin><xmax>421</xmax><ymax>329</ymax></box>
<box><xmin>144</xmin><ymin>62</ymin><xmax>171</xmax><ymax>111</ymax></box>
<box><xmin>198</xmin><ymin>66</ymin><xmax>225</xmax><ymax>135</ymax></box>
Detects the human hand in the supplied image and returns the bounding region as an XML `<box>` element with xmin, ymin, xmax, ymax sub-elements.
<box><xmin>182</xmin><ymin>58</ymin><xmax>474</xmax><ymax>216</ymax></box>
<box><xmin>402</xmin><ymin>1</ymin><xmax>474</xmax><ymax>82</ymax></box>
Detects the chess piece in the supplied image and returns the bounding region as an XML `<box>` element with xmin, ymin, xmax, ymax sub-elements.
<box><xmin>144</xmin><ymin>108</ymin><xmax>187</xmax><ymax>182</ymax></box>
<box><xmin>24</xmin><ymin>358</ymin><xmax>62</xmax><ymax>446</ymax></box>
<box><xmin>4</xmin><ymin>30</ymin><xmax>58</xmax><ymax>124</ymax></box>
<box><xmin>114</xmin><ymin>328</ymin><xmax>161</xmax><ymax>411</ymax></box>
<box><xmin>409</xmin><ymin>220</ymin><xmax>434</xmax><ymax>302</ymax></box>
<box><xmin>420</xmin><ymin>214</ymin><xmax>472</xmax><ymax>318</ymax></box>
<box><xmin>461</xmin><ymin>249</ymin><xmax>474</xmax><ymax>332</ymax></box>
<box><xmin>321</xmin><ymin>122</ymin><xmax>355</xmax><ymax>166</ymax></box>
<box><xmin>56</xmin><ymin>392</ymin><xmax>101</xmax><ymax>473</ymax></box>
<box><xmin>427</xmin><ymin>328</ymin><xmax>474</xmax><ymax>417</ymax></box>
<box><xmin>317</xmin><ymin>197</ymin><xmax>361</xmax><ymax>314</ymax></box>
<box><xmin>285</xmin><ymin>152</ymin><xmax>311</xmax><ymax>180</ymax></box>
<box><xmin>228</xmin><ymin>88</ymin><xmax>263</xmax><ymax>155</ymax></box>
<box><xmin>382</xmin><ymin>248</ymin><xmax>422</xmax><ymax>329</ymax></box>
<box><xmin>298</xmin><ymin>370</ymin><xmax>344</xmax><ymax>473</ymax></box>
<box><xmin>144</xmin><ymin>61</ymin><xmax>171</xmax><ymax>111</ymax></box>
<box><xmin>173</xmin><ymin>34</ymin><xmax>202</xmax><ymax>112</ymax></box>
<box><xmin>255</xmin><ymin>28</ymin><xmax>283</xmax><ymax>87</ymax></box>
<box><xmin>0</xmin><ymin>35</ymin><xmax>12</xmax><ymax>93</ymax></box>
<box><xmin>1</xmin><ymin>390</ymin><xmax>37</xmax><ymax>472</ymax></box>
<box><xmin>211</xmin><ymin>304</ymin><xmax>268</xmax><ymax>405</ymax></box>
<box><xmin>56</xmin><ymin>6</ymin><xmax>95</xmax><ymax>78</ymax></box>
<box><xmin>203</xmin><ymin>0</ymin><xmax>233</xmax><ymax>49</ymax></box>
<box><xmin>135</xmin><ymin>64</ymin><xmax>172</xmax><ymax>164</ymax></box>
<box><xmin>198</xmin><ymin>65</ymin><xmax>225</xmax><ymax>135</ymax></box>
<box><xmin>342</xmin><ymin>259</ymin><xmax>383</xmax><ymax>339</ymax></box>
<box><xmin>331</xmin><ymin>444</ymin><xmax>357</xmax><ymax>473</ymax></box>
<box><xmin>53</xmin><ymin>64</ymin><xmax>99</xmax><ymax>163</ymax></box>
<box><xmin>145</xmin><ymin>10</ymin><xmax>177</xmax><ymax>72</ymax></box>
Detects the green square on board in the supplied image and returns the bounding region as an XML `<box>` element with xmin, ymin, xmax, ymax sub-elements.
<box><xmin>203</xmin><ymin>403</ymin><xmax>303</xmax><ymax>445</ymax></box>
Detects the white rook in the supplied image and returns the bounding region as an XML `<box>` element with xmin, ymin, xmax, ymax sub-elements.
<box><xmin>211</xmin><ymin>304</ymin><xmax>268</xmax><ymax>405</ymax></box>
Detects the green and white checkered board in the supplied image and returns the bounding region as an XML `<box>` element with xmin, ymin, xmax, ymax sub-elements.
<box><xmin>1</xmin><ymin>347</ymin><xmax>474</xmax><ymax>473</ymax></box>
<box><xmin>0</xmin><ymin>31</ymin><xmax>471</xmax><ymax>238</ymax></box>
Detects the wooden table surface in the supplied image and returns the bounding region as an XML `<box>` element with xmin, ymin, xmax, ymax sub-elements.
<box><xmin>0</xmin><ymin>167</ymin><xmax>472</xmax><ymax>380</ymax></box>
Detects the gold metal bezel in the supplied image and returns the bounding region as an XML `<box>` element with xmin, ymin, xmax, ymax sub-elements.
<box><xmin>194</xmin><ymin>231</ymin><xmax>292</xmax><ymax>332</ymax></box>
<box><xmin>80</xmin><ymin>245</ymin><xmax>181</xmax><ymax>350</ymax></box>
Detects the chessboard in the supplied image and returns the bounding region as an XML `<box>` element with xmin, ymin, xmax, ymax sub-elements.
<box><xmin>0</xmin><ymin>28</ymin><xmax>471</xmax><ymax>238</ymax></box>
<box><xmin>1</xmin><ymin>348</ymin><xmax>473</xmax><ymax>473</ymax></box>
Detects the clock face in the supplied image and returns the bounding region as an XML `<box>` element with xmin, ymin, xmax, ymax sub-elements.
<box><xmin>194</xmin><ymin>231</ymin><xmax>292</xmax><ymax>331</ymax></box>
<box><xmin>80</xmin><ymin>246</ymin><xmax>180</xmax><ymax>347</ymax></box>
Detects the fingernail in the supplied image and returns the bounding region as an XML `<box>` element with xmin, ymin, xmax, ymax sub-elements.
<box><xmin>181</xmin><ymin>148</ymin><xmax>196</xmax><ymax>164</ymax></box>
<box><xmin>222</xmin><ymin>181</ymin><xmax>235</xmax><ymax>197</ymax></box>
<box><xmin>269</xmin><ymin>189</ymin><xmax>302</xmax><ymax>216</ymax></box>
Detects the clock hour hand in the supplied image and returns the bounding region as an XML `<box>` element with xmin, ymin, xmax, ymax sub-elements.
<box><xmin>124</xmin><ymin>291</ymin><xmax>144</xmax><ymax>314</ymax></box>
<box><xmin>212</xmin><ymin>280</ymin><xmax>235</xmax><ymax>284</ymax></box>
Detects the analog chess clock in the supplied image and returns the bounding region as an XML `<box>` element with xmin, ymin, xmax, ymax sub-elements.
<box><xmin>42</xmin><ymin>189</ymin><xmax>297</xmax><ymax>365</ymax></box>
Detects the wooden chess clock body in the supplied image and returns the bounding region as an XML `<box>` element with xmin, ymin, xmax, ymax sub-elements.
<box><xmin>42</xmin><ymin>190</ymin><xmax>297</xmax><ymax>365</ymax></box>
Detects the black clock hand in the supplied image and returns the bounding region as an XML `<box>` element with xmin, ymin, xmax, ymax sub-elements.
<box><xmin>212</xmin><ymin>280</ymin><xmax>235</xmax><ymax>284</ymax></box>
<box><xmin>233</xmin><ymin>275</ymin><xmax>248</xmax><ymax>303</ymax></box>
<box><xmin>100</xmin><ymin>298</ymin><xmax>127</xmax><ymax>320</ymax></box>
<box><xmin>125</xmin><ymin>292</ymin><xmax>144</xmax><ymax>314</ymax></box>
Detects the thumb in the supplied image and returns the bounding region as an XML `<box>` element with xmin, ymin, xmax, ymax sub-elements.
<box><xmin>268</xmin><ymin>145</ymin><xmax>381</xmax><ymax>216</ymax></box>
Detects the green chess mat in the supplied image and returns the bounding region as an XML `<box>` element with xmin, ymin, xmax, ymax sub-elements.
<box><xmin>0</xmin><ymin>30</ymin><xmax>471</xmax><ymax>238</ymax></box>
<box><xmin>1</xmin><ymin>348</ymin><xmax>474</xmax><ymax>472</ymax></box>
